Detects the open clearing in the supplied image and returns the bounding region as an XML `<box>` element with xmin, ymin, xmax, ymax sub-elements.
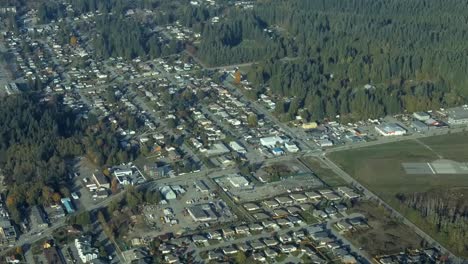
<box><xmin>328</xmin><ymin>132</ymin><xmax>468</xmax><ymax>257</ymax></box>
<box><xmin>346</xmin><ymin>201</ymin><xmax>423</xmax><ymax>256</ymax></box>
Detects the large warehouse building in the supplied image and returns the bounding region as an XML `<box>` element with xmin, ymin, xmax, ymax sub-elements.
<box><xmin>375</xmin><ymin>123</ymin><xmax>407</xmax><ymax>136</ymax></box>
<box><xmin>446</xmin><ymin>106</ymin><xmax>468</xmax><ymax>126</ymax></box>
<box><xmin>260</xmin><ymin>136</ymin><xmax>287</xmax><ymax>148</ymax></box>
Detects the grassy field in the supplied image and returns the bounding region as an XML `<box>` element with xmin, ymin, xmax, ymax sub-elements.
<box><xmin>328</xmin><ymin>132</ymin><xmax>468</xmax><ymax>257</ymax></box>
<box><xmin>301</xmin><ymin>157</ymin><xmax>348</xmax><ymax>187</ymax></box>
<box><xmin>328</xmin><ymin>134</ymin><xmax>468</xmax><ymax>199</ymax></box>
<box><xmin>419</xmin><ymin>132</ymin><xmax>468</xmax><ymax>162</ymax></box>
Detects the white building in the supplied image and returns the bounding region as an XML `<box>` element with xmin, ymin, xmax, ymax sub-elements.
<box><xmin>317</xmin><ymin>139</ymin><xmax>333</xmax><ymax>147</ymax></box>
<box><xmin>160</xmin><ymin>186</ymin><xmax>177</xmax><ymax>200</ymax></box>
<box><xmin>75</xmin><ymin>236</ymin><xmax>98</xmax><ymax>263</ymax></box>
<box><xmin>447</xmin><ymin>106</ymin><xmax>468</xmax><ymax>126</ymax></box>
<box><xmin>227</xmin><ymin>174</ymin><xmax>249</xmax><ymax>188</ymax></box>
<box><xmin>205</xmin><ymin>143</ymin><xmax>230</xmax><ymax>156</ymax></box>
<box><xmin>260</xmin><ymin>136</ymin><xmax>286</xmax><ymax>148</ymax></box>
<box><xmin>229</xmin><ymin>141</ymin><xmax>246</xmax><ymax>154</ymax></box>
<box><xmin>113</xmin><ymin>168</ymin><xmax>133</xmax><ymax>185</ymax></box>
<box><xmin>375</xmin><ymin>123</ymin><xmax>407</xmax><ymax>136</ymax></box>
<box><xmin>284</xmin><ymin>142</ymin><xmax>299</xmax><ymax>152</ymax></box>
<box><xmin>413</xmin><ymin>112</ymin><xmax>430</xmax><ymax>121</ymax></box>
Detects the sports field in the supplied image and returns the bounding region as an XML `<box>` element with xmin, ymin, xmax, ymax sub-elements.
<box><xmin>328</xmin><ymin>132</ymin><xmax>468</xmax><ymax>257</ymax></box>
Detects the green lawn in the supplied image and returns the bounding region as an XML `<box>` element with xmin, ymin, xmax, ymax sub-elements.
<box><xmin>301</xmin><ymin>157</ymin><xmax>348</xmax><ymax>187</ymax></box>
<box><xmin>328</xmin><ymin>132</ymin><xmax>468</xmax><ymax>257</ymax></box>
<box><xmin>328</xmin><ymin>136</ymin><xmax>468</xmax><ymax>199</ymax></box>
<box><xmin>420</xmin><ymin>132</ymin><xmax>468</xmax><ymax>162</ymax></box>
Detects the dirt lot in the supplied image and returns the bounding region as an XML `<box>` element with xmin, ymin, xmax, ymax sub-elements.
<box><xmin>346</xmin><ymin>201</ymin><xmax>423</xmax><ymax>257</ymax></box>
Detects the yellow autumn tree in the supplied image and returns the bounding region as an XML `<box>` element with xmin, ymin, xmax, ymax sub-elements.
<box><xmin>70</xmin><ymin>36</ymin><xmax>78</xmax><ymax>46</ymax></box>
<box><xmin>52</xmin><ymin>193</ymin><xmax>62</xmax><ymax>204</ymax></box>
<box><xmin>5</xmin><ymin>195</ymin><xmax>15</xmax><ymax>207</ymax></box>
<box><xmin>234</xmin><ymin>70</ymin><xmax>241</xmax><ymax>84</ymax></box>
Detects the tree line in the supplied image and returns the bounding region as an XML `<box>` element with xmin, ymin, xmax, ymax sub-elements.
<box><xmin>396</xmin><ymin>190</ymin><xmax>468</xmax><ymax>257</ymax></box>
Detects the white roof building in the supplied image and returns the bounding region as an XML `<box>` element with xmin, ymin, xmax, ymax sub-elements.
<box><xmin>260</xmin><ymin>136</ymin><xmax>286</xmax><ymax>148</ymax></box>
<box><xmin>413</xmin><ymin>112</ymin><xmax>431</xmax><ymax>121</ymax></box>
<box><xmin>205</xmin><ymin>143</ymin><xmax>230</xmax><ymax>156</ymax></box>
<box><xmin>375</xmin><ymin>123</ymin><xmax>407</xmax><ymax>136</ymax></box>
<box><xmin>447</xmin><ymin>105</ymin><xmax>468</xmax><ymax>125</ymax></box>
<box><xmin>227</xmin><ymin>174</ymin><xmax>250</xmax><ymax>188</ymax></box>
<box><xmin>160</xmin><ymin>186</ymin><xmax>177</xmax><ymax>200</ymax></box>
<box><xmin>229</xmin><ymin>141</ymin><xmax>246</xmax><ymax>154</ymax></box>
<box><xmin>285</xmin><ymin>142</ymin><xmax>299</xmax><ymax>152</ymax></box>
<box><xmin>74</xmin><ymin>236</ymin><xmax>98</xmax><ymax>263</ymax></box>
<box><xmin>317</xmin><ymin>139</ymin><xmax>333</xmax><ymax>147</ymax></box>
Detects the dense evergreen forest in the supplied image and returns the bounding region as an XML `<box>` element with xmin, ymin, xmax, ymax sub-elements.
<box><xmin>13</xmin><ymin>0</ymin><xmax>468</xmax><ymax>121</ymax></box>
<box><xmin>0</xmin><ymin>94</ymin><xmax>138</xmax><ymax>223</ymax></box>
<box><xmin>197</xmin><ymin>0</ymin><xmax>468</xmax><ymax>121</ymax></box>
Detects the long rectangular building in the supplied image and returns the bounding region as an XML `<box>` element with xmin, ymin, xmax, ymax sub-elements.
<box><xmin>447</xmin><ymin>106</ymin><xmax>468</xmax><ymax>126</ymax></box>
<box><xmin>375</xmin><ymin>123</ymin><xmax>407</xmax><ymax>136</ymax></box>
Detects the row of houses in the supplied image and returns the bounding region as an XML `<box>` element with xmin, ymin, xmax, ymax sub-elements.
<box><xmin>203</xmin><ymin>224</ymin><xmax>358</xmax><ymax>263</ymax></box>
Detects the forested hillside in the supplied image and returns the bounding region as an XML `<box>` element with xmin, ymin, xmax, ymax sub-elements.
<box><xmin>197</xmin><ymin>0</ymin><xmax>468</xmax><ymax>121</ymax></box>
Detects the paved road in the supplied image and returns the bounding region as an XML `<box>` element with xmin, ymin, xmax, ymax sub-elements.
<box><xmin>0</xmin><ymin>219</ymin><xmax>67</xmax><ymax>257</ymax></box>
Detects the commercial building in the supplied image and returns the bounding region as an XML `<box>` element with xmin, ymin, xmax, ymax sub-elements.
<box><xmin>375</xmin><ymin>123</ymin><xmax>407</xmax><ymax>136</ymax></box>
<box><xmin>229</xmin><ymin>141</ymin><xmax>246</xmax><ymax>154</ymax></box>
<box><xmin>271</xmin><ymin>147</ymin><xmax>285</xmax><ymax>156</ymax></box>
<box><xmin>302</xmin><ymin>122</ymin><xmax>318</xmax><ymax>130</ymax></box>
<box><xmin>160</xmin><ymin>186</ymin><xmax>177</xmax><ymax>200</ymax></box>
<box><xmin>227</xmin><ymin>174</ymin><xmax>249</xmax><ymax>188</ymax></box>
<box><xmin>75</xmin><ymin>236</ymin><xmax>98</xmax><ymax>263</ymax></box>
<box><xmin>92</xmin><ymin>173</ymin><xmax>110</xmax><ymax>189</ymax></box>
<box><xmin>447</xmin><ymin>105</ymin><xmax>468</xmax><ymax>126</ymax></box>
<box><xmin>195</xmin><ymin>180</ymin><xmax>210</xmax><ymax>193</ymax></box>
<box><xmin>205</xmin><ymin>143</ymin><xmax>230</xmax><ymax>156</ymax></box>
<box><xmin>113</xmin><ymin>168</ymin><xmax>134</xmax><ymax>185</ymax></box>
<box><xmin>60</xmin><ymin>198</ymin><xmax>75</xmax><ymax>214</ymax></box>
<box><xmin>411</xmin><ymin>120</ymin><xmax>428</xmax><ymax>132</ymax></box>
<box><xmin>284</xmin><ymin>142</ymin><xmax>299</xmax><ymax>153</ymax></box>
<box><xmin>112</xmin><ymin>165</ymin><xmax>145</xmax><ymax>186</ymax></box>
<box><xmin>317</xmin><ymin>139</ymin><xmax>333</xmax><ymax>147</ymax></box>
<box><xmin>187</xmin><ymin>204</ymin><xmax>216</xmax><ymax>222</ymax></box>
<box><xmin>260</xmin><ymin>136</ymin><xmax>287</xmax><ymax>148</ymax></box>
<box><xmin>413</xmin><ymin>112</ymin><xmax>431</xmax><ymax>121</ymax></box>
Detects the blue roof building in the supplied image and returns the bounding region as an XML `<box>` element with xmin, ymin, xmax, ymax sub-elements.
<box><xmin>272</xmin><ymin>147</ymin><xmax>285</xmax><ymax>156</ymax></box>
<box><xmin>61</xmin><ymin>198</ymin><xmax>75</xmax><ymax>214</ymax></box>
